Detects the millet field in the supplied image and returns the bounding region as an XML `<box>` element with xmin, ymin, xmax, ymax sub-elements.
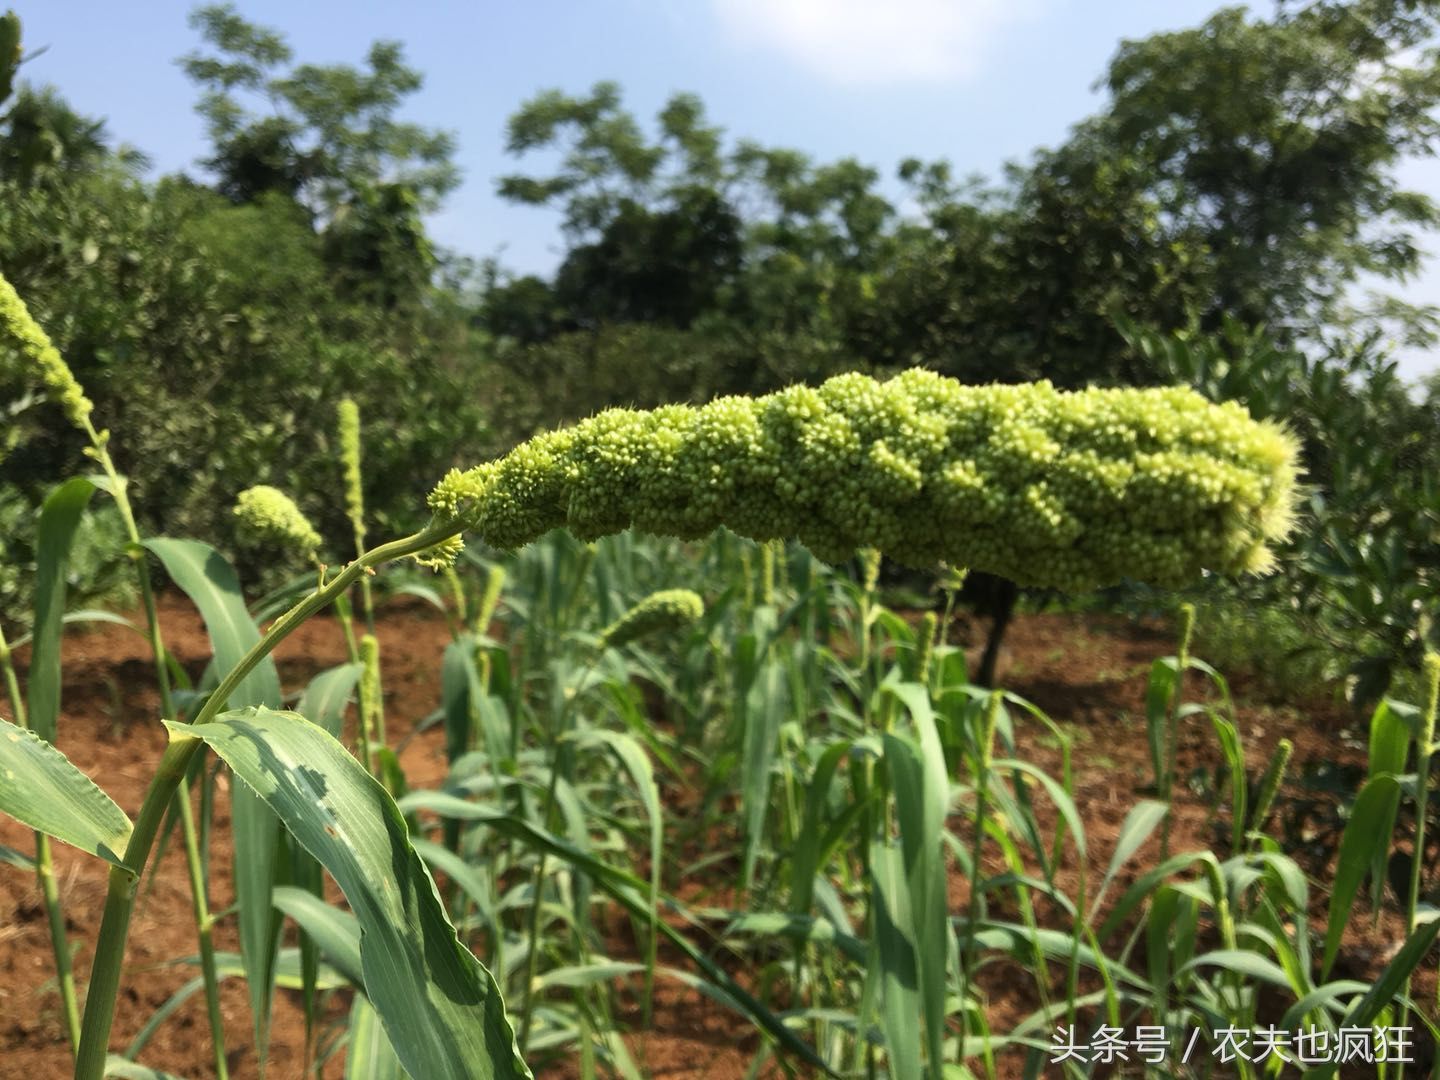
<box><xmin>1</xmin><ymin>3</ymin><xmax>1439</xmax><ymax>1078</ymax></box>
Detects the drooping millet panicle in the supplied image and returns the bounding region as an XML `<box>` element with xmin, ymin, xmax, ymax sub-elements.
<box><xmin>233</xmin><ymin>486</ymin><xmax>322</xmax><ymax>561</ymax></box>
<box><xmin>599</xmin><ymin>589</ymin><xmax>705</xmax><ymax>649</ymax></box>
<box><xmin>427</xmin><ymin>370</ymin><xmax>1301</xmax><ymax>592</ymax></box>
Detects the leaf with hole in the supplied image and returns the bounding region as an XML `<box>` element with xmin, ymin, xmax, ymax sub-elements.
<box><xmin>168</xmin><ymin>709</ymin><xmax>529</xmax><ymax>1079</ymax></box>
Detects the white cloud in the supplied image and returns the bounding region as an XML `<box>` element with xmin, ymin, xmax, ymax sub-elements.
<box><xmin>711</xmin><ymin>0</ymin><xmax>1040</xmax><ymax>86</ymax></box>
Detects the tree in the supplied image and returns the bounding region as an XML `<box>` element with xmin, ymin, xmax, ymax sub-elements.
<box><xmin>180</xmin><ymin>3</ymin><xmax>457</xmax><ymax>217</ymax></box>
<box><xmin>495</xmin><ymin>82</ymin><xmax>900</xmax><ymax>342</ymax></box>
<box><xmin>1101</xmin><ymin>1</ymin><xmax>1440</xmax><ymax>339</ymax></box>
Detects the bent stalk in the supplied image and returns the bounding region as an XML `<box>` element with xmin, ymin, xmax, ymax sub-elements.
<box><xmin>73</xmin><ymin>522</ymin><xmax>457</xmax><ymax>1080</ymax></box>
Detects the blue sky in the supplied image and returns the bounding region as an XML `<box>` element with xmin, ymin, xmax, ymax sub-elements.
<box><xmin>16</xmin><ymin>0</ymin><xmax>1440</xmax><ymax>382</ymax></box>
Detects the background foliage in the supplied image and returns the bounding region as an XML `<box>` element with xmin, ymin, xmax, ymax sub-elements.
<box><xmin>1</xmin><ymin>0</ymin><xmax>1437</xmax><ymax>699</ymax></box>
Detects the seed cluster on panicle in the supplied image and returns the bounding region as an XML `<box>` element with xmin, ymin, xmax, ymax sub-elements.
<box><xmin>337</xmin><ymin>398</ymin><xmax>365</xmax><ymax>535</ymax></box>
<box><xmin>233</xmin><ymin>485</ymin><xmax>322</xmax><ymax>559</ymax></box>
<box><xmin>0</xmin><ymin>274</ymin><xmax>94</xmax><ymax>430</ymax></box>
<box><xmin>427</xmin><ymin>370</ymin><xmax>1300</xmax><ymax>591</ymax></box>
<box><xmin>599</xmin><ymin>589</ymin><xmax>706</xmax><ymax>649</ymax></box>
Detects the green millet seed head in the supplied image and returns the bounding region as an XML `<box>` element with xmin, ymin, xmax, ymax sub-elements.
<box><xmin>359</xmin><ymin>633</ymin><xmax>381</xmax><ymax>722</ymax></box>
<box><xmin>475</xmin><ymin>564</ymin><xmax>506</xmax><ymax>635</ymax></box>
<box><xmin>427</xmin><ymin>371</ymin><xmax>1301</xmax><ymax>592</ymax></box>
<box><xmin>0</xmin><ymin>273</ymin><xmax>95</xmax><ymax>430</ymax></box>
<box><xmin>233</xmin><ymin>486</ymin><xmax>321</xmax><ymax>559</ymax></box>
<box><xmin>337</xmin><ymin>398</ymin><xmax>365</xmax><ymax>534</ymax></box>
<box><xmin>1422</xmin><ymin>652</ymin><xmax>1439</xmax><ymax>745</ymax></box>
<box><xmin>915</xmin><ymin>611</ymin><xmax>938</xmax><ymax>685</ymax></box>
<box><xmin>600</xmin><ymin>589</ymin><xmax>705</xmax><ymax>649</ymax></box>
<box><xmin>1177</xmin><ymin>602</ymin><xmax>1197</xmax><ymax>662</ymax></box>
<box><xmin>412</xmin><ymin>534</ymin><xmax>464</xmax><ymax>571</ymax></box>
<box><xmin>1250</xmin><ymin>737</ymin><xmax>1293</xmax><ymax>832</ymax></box>
<box><xmin>860</xmin><ymin>547</ymin><xmax>882</xmax><ymax>594</ymax></box>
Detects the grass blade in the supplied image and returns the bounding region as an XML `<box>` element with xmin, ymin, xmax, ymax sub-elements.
<box><xmin>147</xmin><ymin>537</ymin><xmax>285</xmax><ymax>1069</ymax></box>
<box><xmin>271</xmin><ymin>885</ymin><xmax>364</xmax><ymax>987</ymax></box>
<box><xmin>345</xmin><ymin>995</ymin><xmax>407</xmax><ymax>1080</ymax></box>
<box><xmin>27</xmin><ymin>477</ymin><xmax>95</xmax><ymax>742</ymax></box>
<box><xmin>1322</xmin><ymin>774</ymin><xmax>1400</xmax><ymax>979</ymax></box>
<box><xmin>0</xmin><ymin>716</ymin><xmax>131</xmax><ymax>865</ymax></box>
<box><xmin>170</xmin><ymin>709</ymin><xmax>529</xmax><ymax>1080</ymax></box>
<box><xmin>298</xmin><ymin>663</ymin><xmax>366</xmax><ymax>739</ymax></box>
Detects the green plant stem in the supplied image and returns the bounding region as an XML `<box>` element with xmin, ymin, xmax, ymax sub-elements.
<box><xmin>0</xmin><ymin>631</ymin><xmax>82</xmax><ymax>1057</ymax></box>
<box><xmin>348</xmin><ymin>509</ymin><xmax>377</xmax><ymax>636</ymax></box>
<box><xmin>956</xmin><ymin>692</ymin><xmax>1000</xmax><ymax>1065</ymax></box>
<box><xmin>79</xmin><ymin>422</ymin><xmax>231</xmax><ymax>1080</ymax></box>
<box><xmin>73</xmin><ymin>523</ymin><xmax>454</xmax><ymax>1080</ymax></box>
<box><xmin>516</xmin><ymin>653</ymin><xmax>601</xmax><ymax>1055</ymax></box>
<box><xmin>175</xmin><ymin>784</ymin><xmax>227</xmax><ymax>1072</ymax></box>
<box><xmin>342</xmin><ymin>485</ymin><xmax>382</xmax><ymax>759</ymax></box>
<box><xmin>328</xmin><ymin>587</ymin><xmax>375</xmax><ymax>774</ymax></box>
<box><xmin>1160</xmin><ymin>605</ymin><xmax>1195</xmax><ymax>861</ymax></box>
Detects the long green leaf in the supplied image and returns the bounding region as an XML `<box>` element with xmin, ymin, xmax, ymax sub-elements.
<box><xmin>1365</xmin><ymin>699</ymin><xmax>1411</xmax><ymax>912</ymax></box>
<box><xmin>740</xmin><ymin>648</ymin><xmax>786</xmax><ymax>891</ymax></box>
<box><xmin>0</xmin><ymin>842</ymin><xmax>35</xmax><ymax>869</ymax></box>
<box><xmin>884</xmin><ymin>682</ymin><xmax>949</xmax><ymax>1078</ymax></box>
<box><xmin>288</xmin><ymin>661</ymin><xmax>360</xmax><ymax>1049</ymax></box>
<box><xmin>1144</xmin><ymin>657</ymin><xmax>1178</xmax><ymax>790</ymax></box>
<box><xmin>146</xmin><ymin>536</ymin><xmax>284</xmax><ymax>1068</ymax></box>
<box><xmin>28</xmin><ymin>477</ymin><xmax>96</xmax><ymax>742</ymax></box>
<box><xmin>169</xmin><ymin>709</ymin><xmax>529</xmax><ymax>1079</ymax></box>
<box><xmin>578</xmin><ymin>728</ymin><xmax>664</xmax><ymax>1021</ymax></box>
<box><xmin>298</xmin><ymin>663</ymin><xmax>365</xmax><ymax>739</ymax></box>
<box><xmin>0</xmin><ymin>716</ymin><xmax>131</xmax><ymax>866</ymax></box>
<box><xmin>346</xmin><ymin>995</ymin><xmax>407</xmax><ymax>1080</ymax></box>
<box><xmin>144</xmin><ymin>538</ymin><xmax>282</xmax><ymax>709</ymax></box>
<box><xmin>1176</xmin><ymin>949</ymin><xmax>1292</xmax><ymax>988</ymax></box>
<box><xmin>441</xmin><ymin>637</ymin><xmax>479</xmax><ymax>766</ymax></box>
<box><xmin>1322</xmin><ymin>774</ymin><xmax>1400</xmax><ymax>978</ymax></box>
<box><xmin>1091</xmin><ymin>800</ymin><xmax>1168</xmax><ymax>923</ymax></box>
<box><xmin>790</xmin><ymin>740</ymin><xmax>853</xmax><ymax>918</ymax></box>
<box><xmin>271</xmin><ymin>885</ymin><xmax>364</xmax><ymax>988</ymax></box>
<box><xmin>871</xmin><ymin>840</ymin><xmax>921</xmax><ymax>1080</ymax></box>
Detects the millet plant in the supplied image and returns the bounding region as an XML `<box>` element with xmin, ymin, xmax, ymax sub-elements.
<box><xmin>11</xmin><ymin>266</ymin><xmax>1431</xmax><ymax>1078</ymax></box>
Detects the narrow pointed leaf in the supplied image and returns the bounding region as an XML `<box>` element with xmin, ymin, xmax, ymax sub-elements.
<box><xmin>297</xmin><ymin>663</ymin><xmax>365</xmax><ymax>739</ymax></box>
<box><xmin>346</xmin><ymin>995</ymin><xmax>408</xmax><ymax>1080</ymax></box>
<box><xmin>1302</xmin><ymin>920</ymin><xmax>1440</xmax><ymax>1080</ymax></box>
<box><xmin>441</xmin><ymin>637</ymin><xmax>479</xmax><ymax>766</ymax></box>
<box><xmin>871</xmin><ymin>840</ymin><xmax>922</xmax><ymax>1080</ymax></box>
<box><xmin>1091</xmin><ymin>800</ymin><xmax>1168</xmax><ymax>921</ymax></box>
<box><xmin>271</xmin><ymin>885</ymin><xmax>363</xmax><ymax>987</ymax></box>
<box><xmin>28</xmin><ymin>477</ymin><xmax>96</xmax><ymax>742</ymax></box>
<box><xmin>169</xmin><ymin>710</ymin><xmax>529</xmax><ymax>1079</ymax></box>
<box><xmin>1322</xmin><ymin>774</ymin><xmax>1400</xmax><ymax>978</ymax></box>
<box><xmin>884</xmin><ymin>682</ymin><xmax>949</xmax><ymax>1076</ymax></box>
<box><xmin>146</xmin><ymin>537</ymin><xmax>284</xmax><ymax>1069</ymax></box>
